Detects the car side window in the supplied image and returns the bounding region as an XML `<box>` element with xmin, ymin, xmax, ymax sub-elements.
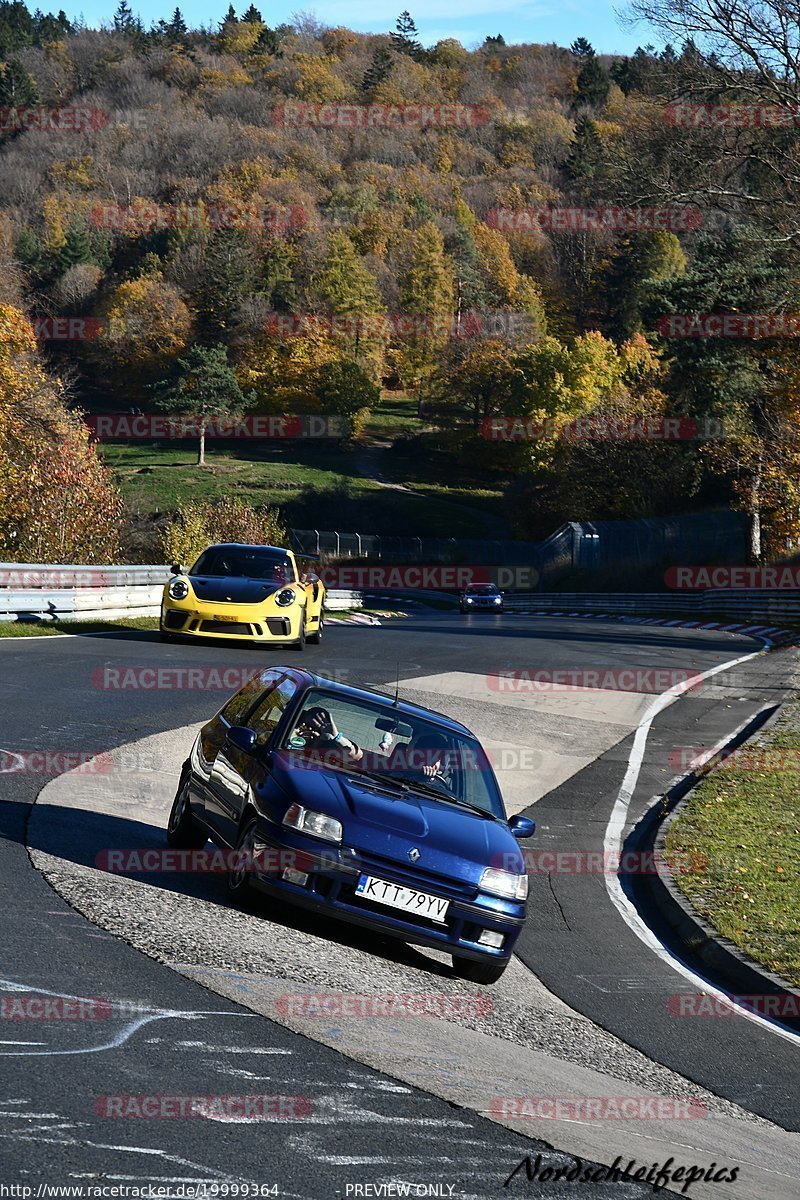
<box><xmin>249</xmin><ymin>678</ymin><xmax>298</xmax><ymax>746</ymax></box>
<box><xmin>220</xmin><ymin>669</ymin><xmax>279</xmax><ymax>726</ymax></box>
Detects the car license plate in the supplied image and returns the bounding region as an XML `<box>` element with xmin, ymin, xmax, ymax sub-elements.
<box><xmin>355</xmin><ymin>874</ymin><xmax>449</xmax><ymax>923</ymax></box>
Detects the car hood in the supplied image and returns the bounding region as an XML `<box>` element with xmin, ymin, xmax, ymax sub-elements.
<box><xmin>187</xmin><ymin>576</ymin><xmax>287</xmax><ymax>604</ymax></box>
<box><xmin>269</xmin><ymin>750</ymin><xmax>525</xmax><ymax>881</ymax></box>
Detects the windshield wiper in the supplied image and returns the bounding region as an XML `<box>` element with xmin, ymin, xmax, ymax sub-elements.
<box><xmin>351</xmin><ymin>769</ymin><xmax>412</xmax><ymax>793</ymax></box>
<box><xmin>391</xmin><ymin>778</ymin><xmax>496</xmax><ymax>816</ymax></box>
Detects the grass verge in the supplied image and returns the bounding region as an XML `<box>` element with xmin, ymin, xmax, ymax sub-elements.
<box><xmin>0</xmin><ymin>617</ymin><xmax>160</xmax><ymax>637</ymax></box>
<box><xmin>665</xmin><ymin>695</ymin><xmax>800</xmax><ymax>986</ymax></box>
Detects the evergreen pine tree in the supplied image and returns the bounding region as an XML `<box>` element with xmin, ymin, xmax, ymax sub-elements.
<box><xmin>361</xmin><ymin>46</ymin><xmax>394</xmax><ymax>94</ymax></box>
<box><xmin>0</xmin><ymin>59</ymin><xmax>39</xmax><ymax>107</ymax></box>
<box><xmin>575</xmin><ymin>55</ymin><xmax>611</xmax><ymax>109</ymax></box>
<box><xmin>390</xmin><ymin>11</ymin><xmax>423</xmax><ymax>59</ymax></box>
<box><xmin>570</xmin><ymin>37</ymin><xmax>594</xmax><ymax>60</ymax></box>
<box><xmin>113</xmin><ymin>0</ymin><xmax>135</xmax><ymax>32</ymax></box>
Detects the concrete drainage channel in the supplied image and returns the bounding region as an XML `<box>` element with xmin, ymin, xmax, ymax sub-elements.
<box><xmin>27</xmin><ymin>711</ymin><xmax>800</xmax><ymax>1200</ymax></box>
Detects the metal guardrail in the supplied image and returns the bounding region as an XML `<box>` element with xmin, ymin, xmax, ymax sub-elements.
<box><xmin>0</xmin><ymin>562</ymin><xmax>363</xmax><ymax>621</ymax></box>
<box><xmin>3</xmin><ymin>560</ymin><xmax>799</xmax><ymax>624</ymax></box>
<box><xmin>500</xmin><ymin>592</ymin><xmax>800</xmax><ymax>622</ymax></box>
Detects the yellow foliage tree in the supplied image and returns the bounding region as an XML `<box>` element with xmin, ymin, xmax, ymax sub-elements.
<box><xmin>96</xmin><ymin>276</ymin><xmax>192</xmax><ymax>396</ymax></box>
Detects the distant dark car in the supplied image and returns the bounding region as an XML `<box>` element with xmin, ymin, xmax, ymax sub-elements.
<box><xmin>460</xmin><ymin>583</ymin><xmax>504</xmax><ymax>613</ymax></box>
<box><xmin>167</xmin><ymin>667</ymin><xmax>535</xmax><ymax>985</ymax></box>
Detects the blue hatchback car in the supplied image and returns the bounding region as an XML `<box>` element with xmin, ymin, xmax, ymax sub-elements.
<box><xmin>167</xmin><ymin>667</ymin><xmax>535</xmax><ymax>984</ymax></box>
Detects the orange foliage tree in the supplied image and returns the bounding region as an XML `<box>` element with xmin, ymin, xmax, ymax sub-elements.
<box><xmin>0</xmin><ymin>304</ymin><xmax>123</xmax><ymax>563</ymax></box>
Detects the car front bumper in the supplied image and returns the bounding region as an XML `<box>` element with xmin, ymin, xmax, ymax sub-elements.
<box><xmin>161</xmin><ymin>600</ymin><xmax>304</xmax><ymax>642</ymax></box>
<box><xmin>248</xmin><ymin>827</ymin><xmax>526</xmax><ymax>963</ymax></box>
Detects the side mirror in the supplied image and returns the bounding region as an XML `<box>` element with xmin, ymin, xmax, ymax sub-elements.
<box><xmin>170</xmin><ymin>563</ymin><xmax>182</xmax><ymax>575</ymax></box>
<box><xmin>509</xmin><ymin>814</ymin><xmax>535</xmax><ymax>839</ymax></box>
<box><xmin>226</xmin><ymin>725</ymin><xmax>257</xmax><ymax>754</ymax></box>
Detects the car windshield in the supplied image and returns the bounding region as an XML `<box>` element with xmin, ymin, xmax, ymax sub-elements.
<box><xmin>190</xmin><ymin>547</ymin><xmax>294</xmax><ymax>582</ymax></box>
<box><xmin>466</xmin><ymin>584</ymin><xmax>499</xmax><ymax>595</ymax></box>
<box><xmin>280</xmin><ymin>688</ymin><xmax>505</xmax><ymax>819</ymax></box>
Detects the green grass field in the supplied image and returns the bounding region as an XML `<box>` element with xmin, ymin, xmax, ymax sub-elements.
<box><xmin>666</xmin><ymin>703</ymin><xmax>800</xmax><ymax>986</ymax></box>
<box><xmin>101</xmin><ymin>435</ymin><xmax>508</xmax><ymax>540</ymax></box>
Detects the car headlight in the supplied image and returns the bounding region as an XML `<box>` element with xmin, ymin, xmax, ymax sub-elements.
<box><xmin>480</xmin><ymin>866</ymin><xmax>528</xmax><ymax>901</ymax></box>
<box><xmin>494</xmin><ymin>596</ymin><xmax>502</xmax><ymax>604</ymax></box>
<box><xmin>275</xmin><ymin>588</ymin><xmax>296</xmax><ymax>607</ymax></box>
<box><xmin>465</xmin><ymin>597</ymin><xmax>474</xmax><ymax>604</ymax></box>
<box><xmin>283</xmin><ymin>803</ymin><xmax>342</xmax><ymax>844</ymax></box>
<box><xmin>168</xmin><ymin>578</ymin><xmax>190</xmax><ymax>600</ymax></box>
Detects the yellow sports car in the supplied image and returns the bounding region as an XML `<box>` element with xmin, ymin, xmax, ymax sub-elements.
<box><xmin>160</xmin><ymin>542</ymin><xmax>325</xmax><ymax>649</ymax></box>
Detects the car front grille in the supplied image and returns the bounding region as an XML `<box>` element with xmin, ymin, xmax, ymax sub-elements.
<box><xmin>352</xmin><ymin>852</ymin><xmax>476</xmax><ymax>902</ymax></box>
<box><xmin>199</xmin><ymin>621</ymin><xmax>254</xmax><ymax>635</ymax></box>
<box><xmin>164</xmin><ymin>611</ymin><xmax>187</xmax><ymax>630</ymax></box>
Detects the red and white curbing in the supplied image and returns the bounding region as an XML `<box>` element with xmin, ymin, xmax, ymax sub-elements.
<box><xmin>325</xmin><ymin>613</ymin><xmax>381</xmax><ymax>626</ymax></box>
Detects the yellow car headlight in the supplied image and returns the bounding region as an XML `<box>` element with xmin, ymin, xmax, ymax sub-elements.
<box><xmin>275</xmin><ymin>588</ymin><xmax>296</xmax><ymax>607</ymax></box>
<box><xmin>168</xmin><ymin>578</ymin><xmax>190</xmax><ymax>600</ymax></box>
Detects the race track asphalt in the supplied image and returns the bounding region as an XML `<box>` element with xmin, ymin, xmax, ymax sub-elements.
<box><xmin>1</xmin><ymin>613</ymin><xmax>796</xmax><ymax>1197</ymax></box>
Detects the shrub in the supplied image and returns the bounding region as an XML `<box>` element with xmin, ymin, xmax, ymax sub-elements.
<box><xmin>160</xmin><ymin>497</ymin><xmax>288</xmax><ymax>567</ymax></box>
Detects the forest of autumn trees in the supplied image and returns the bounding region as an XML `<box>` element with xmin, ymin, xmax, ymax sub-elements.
<box><xmin>2</xmin><ymin>0</ymin><xmax>800</xmax><ymax>560</ymax></box>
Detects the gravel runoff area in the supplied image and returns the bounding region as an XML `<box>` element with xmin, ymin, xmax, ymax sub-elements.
<box><xmin>28</xmin><ymin>724</ymin><xmax>778</xmax><ymax>1134</ymax></box>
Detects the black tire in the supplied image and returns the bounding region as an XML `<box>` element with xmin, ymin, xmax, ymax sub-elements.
<box><xmin>293</xmin><ymin>615</ymin><xmax>306</xmax><ymax>651</ymax></box>
<box><xmin>452</xmin><ymin>955</ymin><xmax>508</xmax><ymax>986</ymax></box>
<box><xmin>306</xmin><ymin>613</ymin><xmax>323</xmax><ymax>644</ymax></box>
<box><xmin>227</xmin><ymin>816</ymin><xmax>258</xmax><ymax>901</ymax></box>
<box><xmin>166</xmin><ymin>776</ymin><xmax>207</xmax><ymax>849</ymax></box>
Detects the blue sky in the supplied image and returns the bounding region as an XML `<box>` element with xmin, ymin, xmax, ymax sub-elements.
<box><xmin>58</xmin><ymin>2</ymin><xmax>665</xmax><ymax>57</ymax></box>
